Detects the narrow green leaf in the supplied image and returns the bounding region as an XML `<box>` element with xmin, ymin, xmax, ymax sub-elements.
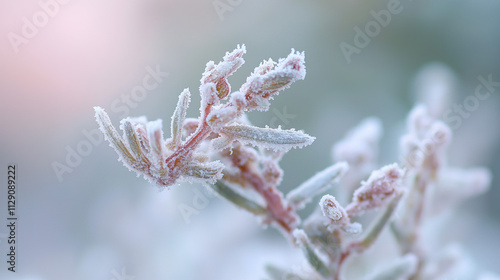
<box><xmin>210</xmin><ymin>181</ymin><xmax>267</xmax><ymax>215</ymax></box>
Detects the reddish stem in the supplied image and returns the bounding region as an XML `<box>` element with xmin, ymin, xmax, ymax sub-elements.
<box><xmin>239</xmin><ymin>164</ymin><xmax>297</xmax><ymax>233</ymax></box>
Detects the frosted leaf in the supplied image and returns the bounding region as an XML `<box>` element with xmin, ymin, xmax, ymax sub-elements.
<box><xmin>120</xmin><ymin>118</ymin><xmax>145</xmax><ymax>161</ymax></box>
<box><xmin>357</xmin><ymin>191</ymin><xmax>403</xmax><ymax>250</ymax></box>
<box><xmin>221</xmin><ymin>124</ymin><xmax>315</xmax><ymax>152</ymax></box>
<box><xmin>147</xmin><ymin>119</ymin><xmax>165</xmax><ymax>161</ymax></box>
<box><xmin>201</xmin><ymin>44</ymin><xmax>246</xmax><ymax>81</ymax></box>
<box><xmin>260</xmin><ymin>70</ymin><xmax>300</xmax><ymax>93</ymax></box>
<box><xmin>240</xmin><ymin>49</ymin><xmax>306</xmax><ymax>112</ymax></box>
<box><xmin>182</xmin><ymin>118</ymin><xmax>199</xmax><ymax>137</ymax></box>
<box><xmin>170</xmin><ymin>88</ymin><xmax>191</xmax><ymax>147</ymax></box>
<box><xmin>346</xmin><ymin>164</ymin><xmax>404</xmax><ymax>216</ymax></box>
<box><xmin>200</xmin><ymin>82</ymin><xmax>220</xmax><ymax>109</ymax></box>
<box><xmin>184</xmin><ymin>161</ymin><xmax>224</xmax><ymax>183</ymax></box>
<box><xmin>364</xmin><ymin>254</ymin><xmax>418</xmax><ymax>280</ymax></box>
<box><xmin>94</xmin><ymin>107</ymin><xmax>135</xmax><ymax>164</ymax></box>
<box><xmin>201</xmin><ymin>44</ymin><xmax>246</xmax><ymax>99</ymax></box>
<box><xmin>287</xmin><ymin>162</ymin><xmax>349</xmax><ymax>209</ymax></box>
<box><xmin>210</xmin><ymin>181</ymin><xmax>267</xmax><ymax>215</ymax></box>
<box><xmin>292</xmin><ymin>229</ymin><xmax>331</xmax><ymax>278</ymax></box>
<box><xmin>252</xmin><ymin>58</ymin><xmax>275</xmax><ymax>76</ymax></box>
<box><xmin>211</xmin><ymin>134</ymin><xmax>234</xmax><ymax>151</ymax></box>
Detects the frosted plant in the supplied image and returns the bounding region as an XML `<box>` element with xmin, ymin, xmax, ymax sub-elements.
<box><xmin>94</xmin><ymin>46</ymin><xmax>496</xmax><ymax>280</ymax></box>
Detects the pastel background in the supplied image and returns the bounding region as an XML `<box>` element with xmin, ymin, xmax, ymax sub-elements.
<box><xmin>0</xmin><ymin>0</ymin><xmax>499</xmax><ymax>279</ymax></box>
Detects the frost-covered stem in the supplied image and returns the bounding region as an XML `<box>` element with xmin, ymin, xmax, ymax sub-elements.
<box><xmin>334</xmin><ymin>193</ymin><xmax>403</xmax><ymax>280</ymax></box>
<box><xmin>239</xmin><ymin>164</ymin><xmax>297</xmax><ymax>234</ymax></box>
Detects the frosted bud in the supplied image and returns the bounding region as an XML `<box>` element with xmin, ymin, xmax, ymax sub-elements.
<box><xmin>346</xmin><ymin>164</ymin><xmax>404</xmax><ymax>216</ymax></box>
<box><xmin>320</xmin><ymin>195</ymin><xmax>347</xmax><ymax>222</ymax></box>
<box><xmin>276</xmin><ymin>49</ymin><xmax>306</xmax><ymax>80</ymax></box>
<box><xmin>201</xmin><ymin>44</ymin><xmax>246</xmax><ymax>99</ymax></box>
<box><xmin>240</xmin><ymin>49</ymin><xmax>306</xmax><ymax>112</ymax></box>
<box><xmin>252</xmin><ymin>58</ymin><xmax>275</xmax><ymax>75</ymax></box>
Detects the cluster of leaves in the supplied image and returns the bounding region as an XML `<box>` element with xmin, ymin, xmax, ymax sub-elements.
<box><xmin>95</xmin><ymin>47</ymin><xmax>493</xmax><ymax>280</ymax></box>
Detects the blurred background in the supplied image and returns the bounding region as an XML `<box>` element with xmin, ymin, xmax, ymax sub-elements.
<box><xmin>0</xmin><ymin>0</ymin><xmax>499</xmax><ymax>279</ymax></box>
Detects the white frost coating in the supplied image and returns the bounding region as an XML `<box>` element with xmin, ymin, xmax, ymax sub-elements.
<box><xmin>147</xmin><ymin>119</ymin><xmax>164</xmax><ymax>157</ymax></box>
<box><xmin>94</xmin><ymin>107</ymin><xmax>135</xmax><ymax>164</ymax></box>
<box><xmin>342</xmin><ymin>222</ymin><xmax>362</xmax><ymax>235</ymax></box>
<box><xmin>319</xmin><ymin>195</ymin><xmax>345</xmax><ymax>221</ymax></box>
<box><xmin>171</xmin><ymin>89</ymin><xmax>191</xmax><ymax>147</ymax></box>
<box><xmin>120</xmin><ymin>118</ymin><xmax>142</xmax><ymax>159</ymax></box>
<box><xmin>276</xmin><ymin>49</ymin><xmax>306</xmax><ymax>80</ymax></box>
<box><xmin>184</xmin><ymin>161</ymin><xmax>224</xmax><ymax>183</ymax></box>
<box><xmin>211</xmin><ymin>134</ymin><xmax>234</xmax><ymax>151</ymax></box>
<box><xmin>221</xmin><ymin>123</ymin><xmax>315</xmax><ymax>152</ymax></box>
<box><xmin>206</xmin><ymin>105</ymin><xmax>239</xmax><ymax>131</ymax></box>
<box><xmin>347</xmin><ymin>163</ymin><xmax>404</xmax><ymax>216</ymax></box>
<box><xmin>239</xmin><ymin>49</ymin><xmax>306</xmax><ymax>112</ymax></box>
<box><xmin>287</xmin><ymin>162</ymin><xmax>349</xmax><ymax>209</ymax></box>
<box><xmin>364</xmin><ymin>254</ymin><xmax>418</xmax><ymax>280</ymax></box>
<box><xmin>229</xmin><ymin>90</ymin><xmax>247</xmax><ymax>109</ymax></box>
<box><xmin>252</xmin><ymin>58</ymin><xmax>275</xmax><ymax>75</ymax></box>
<box><xmin>200</xmin><ymin>83</ymin><xmax>219</xmax><ymax>107</ymax></box>
<box><xmin>201</xmin><ymin>44</ymin><xmax>246</xmax><ymax>84</ymax></box>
